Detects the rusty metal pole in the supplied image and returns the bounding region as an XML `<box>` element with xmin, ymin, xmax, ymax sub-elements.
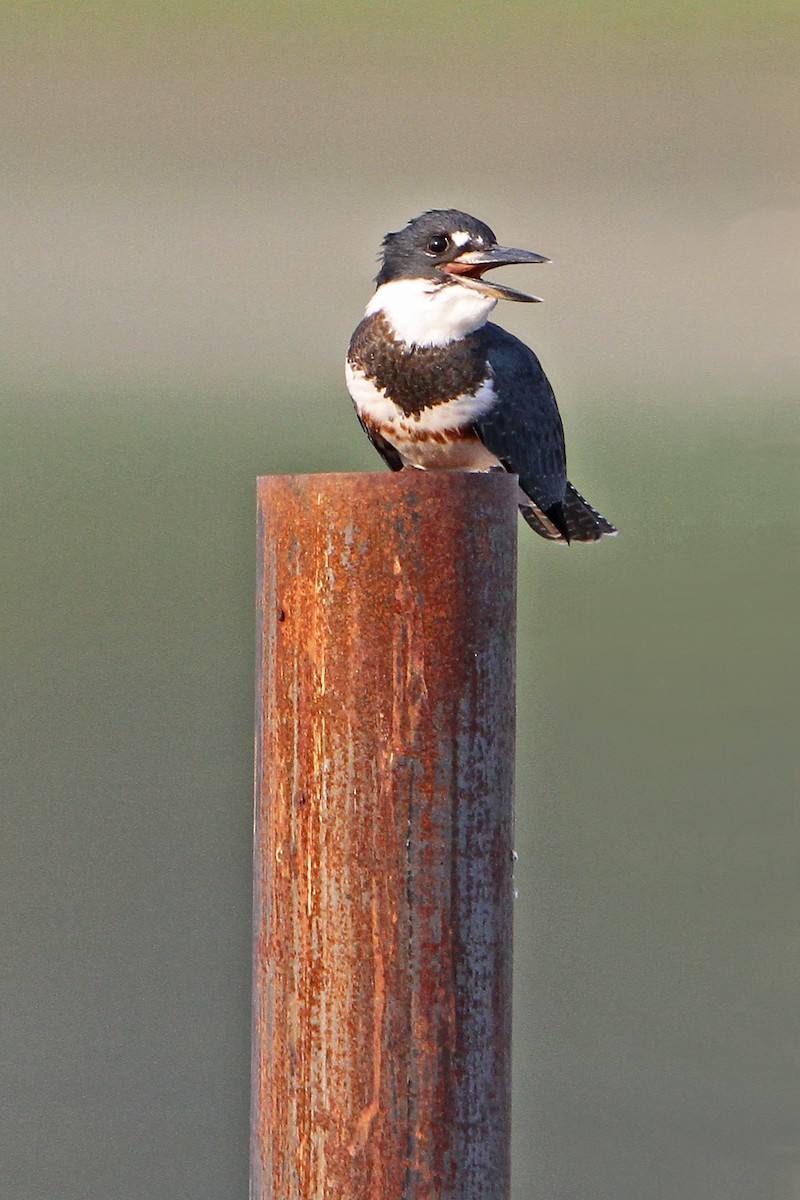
<box><xmin>252</xmin><ymin>470</ymin><xmax>518</xmax><ymax>1200</ymax></box>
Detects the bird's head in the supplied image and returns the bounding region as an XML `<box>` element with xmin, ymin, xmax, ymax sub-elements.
<box><xmin>375</xmin><ymin>209</ymin><xmax>549</xmax><ymax>304</ymax></box>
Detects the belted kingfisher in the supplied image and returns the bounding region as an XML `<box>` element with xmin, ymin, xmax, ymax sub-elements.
<box><xmin>346</xmin><ymin>208</ymin><xmax>616</xmax><ymax>543</ymax></box>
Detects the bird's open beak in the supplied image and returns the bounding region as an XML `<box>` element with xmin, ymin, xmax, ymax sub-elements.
<box><xmin>442</xmin><ymin>246</ymin><xmax>550</xmax><ymax>303</ymax></box>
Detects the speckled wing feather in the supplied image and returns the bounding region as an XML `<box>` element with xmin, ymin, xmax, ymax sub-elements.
<box><xmin>475</xmin><ymin>323</ymin><xmax>616</xmax><ymax>543</ymax></box>
<box><xmin>475</xmin><ymin>323</ymin><xmax>568</xmax><ymax>511</ymax></box>
<box><xmin>561</xmin><ymin>483</ymin><xmax>617</xmax><ymax>541</ymax></box>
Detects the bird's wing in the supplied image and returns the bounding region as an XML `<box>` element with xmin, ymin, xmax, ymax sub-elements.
<box><xmin>474</xmin><ymin>323</ymin><xmax>567</xmax><ymax>513</ymax></box>
<box><xmin>356</xmin><ymin>412</ymin><xmax>404</xmax><ymax>471</ymax></box>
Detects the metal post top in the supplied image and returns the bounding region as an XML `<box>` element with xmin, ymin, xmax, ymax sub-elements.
<box><xmin>257</xmin><ymin>468</ymin><xmax>520</xmax><ymax>499</ymax></box>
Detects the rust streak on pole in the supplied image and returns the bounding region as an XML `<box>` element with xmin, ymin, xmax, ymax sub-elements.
<box><xmin>252</xmin><ymin>470</ymin><xmax>518</xmax><ymax>1200</ymax></box>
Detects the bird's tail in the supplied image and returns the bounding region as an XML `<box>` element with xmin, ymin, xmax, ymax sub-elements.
<box><xmin>519</xmin><ymin>483</ymin><xmax>617</xmax><ymax>544</ymax></box>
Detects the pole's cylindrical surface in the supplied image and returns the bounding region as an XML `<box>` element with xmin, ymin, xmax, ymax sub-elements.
<box><xmin>252</xmin><ymin>470</ymin><xmax>518</xmax><ymax>1200</ymax></box>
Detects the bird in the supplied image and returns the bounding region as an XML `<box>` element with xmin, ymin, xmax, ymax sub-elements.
<box><xmin>345</xmin><ymin>208</ymin><xmax>617</xmax><ymax>543</ymax></box>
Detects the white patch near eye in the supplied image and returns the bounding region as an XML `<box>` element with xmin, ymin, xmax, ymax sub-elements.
<box><xmin>451</xmin><ymin>231</ymin><xmax>471</xmax><ymax>247</ymax></box>
<box><xmin>365</xmin><ymin>278</ymin><xmax>496</xmax><ymax>347</ymax></box>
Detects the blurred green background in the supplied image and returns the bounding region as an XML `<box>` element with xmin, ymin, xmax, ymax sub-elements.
<box><xmin>2</xmin><ymin>2</ymin><xmax>799</xmax><ymax>1197</ymax></box>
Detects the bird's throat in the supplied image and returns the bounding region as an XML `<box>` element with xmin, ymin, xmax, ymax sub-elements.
<box><xmin>365</xmin><ymin>278</ymin><xmax>497</xmax><ymax>348</ymax></box>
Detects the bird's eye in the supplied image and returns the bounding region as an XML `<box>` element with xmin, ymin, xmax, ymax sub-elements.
<box><xmin>426</xmin><ymin>235</ymin><xmax>450</xmax><ymax>255</ymax></box>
